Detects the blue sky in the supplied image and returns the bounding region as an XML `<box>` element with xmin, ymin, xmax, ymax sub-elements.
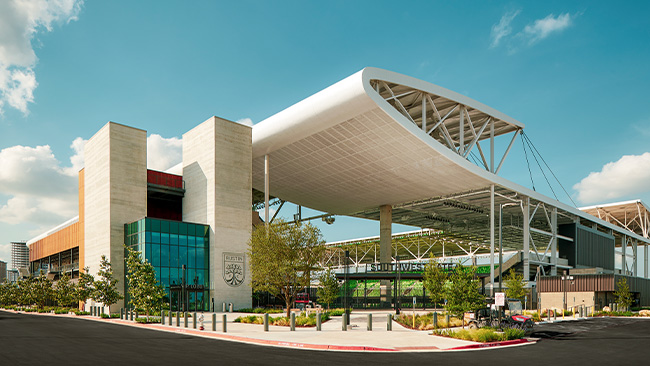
<box><xmin>1</xmin><ymin>1</ymin><xmax>650</xmax><ymax>263</ymax></box>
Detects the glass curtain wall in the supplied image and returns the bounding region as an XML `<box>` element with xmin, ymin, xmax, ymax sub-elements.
<box><xmin>125</xmin><ymin>218</ymin><xmax>210</xmax><ymax>311</ymax></box>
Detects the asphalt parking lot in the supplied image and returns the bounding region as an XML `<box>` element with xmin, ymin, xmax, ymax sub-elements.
<box><xmin>1</xmin><ymin>311</ymin><xmax>648</xmax><ymax>366</ymax></box>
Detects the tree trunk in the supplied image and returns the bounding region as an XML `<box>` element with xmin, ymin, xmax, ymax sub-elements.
<box><xmin>286</xmin><ymin>299</ymin><xmax>291</xmax><ymax>318</ymax></box>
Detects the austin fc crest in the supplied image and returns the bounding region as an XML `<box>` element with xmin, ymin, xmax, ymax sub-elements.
<box><xmin>223</xmin><ymin>252</ymin><xmax>245</xmax><ymax>287</ymax></box>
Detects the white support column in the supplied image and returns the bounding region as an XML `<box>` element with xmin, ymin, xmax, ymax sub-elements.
<box><xmin>490</xmin><ymin>120</ymin><xmax>494</xmax><ymax>173</ymax></box>
<box><xmin>643</xmin><ymin>244</ymin><xmax>650</xmax><ymax>278</ymax></box>
<box><xmin>633</xmin><ymin>240</ymin><xmax>638</xmax><ymax>277</ymax></box>
<box><xmin>622</xmin><ymin>235</ymin><xmax>627</xmax><ymax>275</ymax></box>
<box><xmin>421</xmin><ymin>94</ymin><xmax>427</xmax><ymax>132</ymax></box>
<box><xmin>459</xmin><ymin>105</ymin><xmax>465</xmax><ymax>155</ymax></box>
<box><xmin>264</xmin><ymin>155</ymin><xmax>270</xmax><ymax>224</ymax></box>
<box><xmin>523</xmin><ymin>197</ymin><xmax>530</xmax><ymax>282</ymax></box>
<box><xmin>490</xmin><ymin>184</ymin><xmax>495</xmax><ymax>296</ymax></box>
<box><xmin>551</xmin><ymin>207</ymin><xmax>558</xmax><ymax>276</ymax></box>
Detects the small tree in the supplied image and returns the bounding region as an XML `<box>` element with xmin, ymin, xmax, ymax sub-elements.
<box><xmin>75</xmin><ymin>266</ymin><xmax>96</xmax><ymax>309</ymax></box>
<box><xmin>248</xmin><ymin>220</ymin><xmax>325</xmax><ymax>318</ymax></box>
<box><xmin>54</xmin><ymin>273</ymin><xmax>76</xmax><ymax>308</ymax></box>
<box><xmin>317</xmin><ymin>269</ymin><xmax>340</xmax><ymax>309</ymax></box>
<box><xmin>423</xmin><ymin>257</ymin><xmax>447</xmax><ymax>309</ymax></box>
<box><xmin>94</xmin><ymin>255</ymin><xmax>124</xmax><ymax>314</ymax></box>
<box><xmin>32</xmin><ymin>273</ymin><xmax>54</xmax><ymax>309</ymax></box>
<box><xmin>17</xmin><ymin>277</ymin><xmax>36</xmax><ymax>307</ymax></box>
<box><xmin>614</xmin><ymin>277</ymin><xmax>633</xmax><ymax>311</ymax></box>
<box><xmin>125</xmin><ymin>246</ymin><xmax>165</xmax><ymax>319</ymax></box>
<box><xmin>503</xmin><ymin>271</ymin><xmax>527</xmax><ymax>301</ymax></box>
<box><xmin>444</xmin><ymin>265</ymin><xmax>484</xmax><ymax>327</ymax></box>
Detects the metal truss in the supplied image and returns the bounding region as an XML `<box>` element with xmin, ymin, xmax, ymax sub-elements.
<box><xmin>370</xmin><ymin>79</ymin><xmax>522</xmax><ymax>174</ymax></box>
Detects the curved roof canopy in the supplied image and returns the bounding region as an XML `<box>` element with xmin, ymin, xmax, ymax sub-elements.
<box><xmin>252</xmin><ymin>67</ymin><xmax>649</xmax><ymax>247</ymax></box>
<box><xmin>252</xmin><ymin>67</ymin><xmax>523</xmax><ymax>215</ymax></box>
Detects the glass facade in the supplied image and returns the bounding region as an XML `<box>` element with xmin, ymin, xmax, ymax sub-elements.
<box><xmin>124</xmin><ymin>217</ymin><xmax>210</xmax><ymax>311</ymax></box>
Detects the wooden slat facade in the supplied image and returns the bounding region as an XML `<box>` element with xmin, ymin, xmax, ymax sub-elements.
<box><xmin>29</xmin><ymin>222</ymin><xmax>81</xmax><ymax>261</ymax></box>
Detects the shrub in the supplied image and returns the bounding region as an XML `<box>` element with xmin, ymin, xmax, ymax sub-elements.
<box><xmin>236</xmin><ymin>307</ymin><xmax>284</xmax><ymax>314</ymax></box>
<box><xmin>74</xmin><ymin>311</ymin><xmax>90</xmax><ymax>316</ymax></box>
<box><xmin>37</xmin><ymin>309</ymin><xmax>49</xmax><ymax>313</ymax></box>
<box><xmin>502</xmin><ymin>327</ymin><xmax>526</xmax><ymax>340</ymax></box>
<box><xmin>110</xmin><ymin>313</ymin><xmax>121</xmax><ymax>318</ymax></box>
<box><xmin>54</xmin><ymin>308</ymin><xmax>70</xmax><ymax>314</ymax></box>
<box><xmin>327</xmin><ymin>308</ymin><xmax>349</xmax><ymax>317</ymax></box>
<box><xmin>394</xmin><ymin>312</ymin><xmax>463</xmax><ymax>330</ymax></box>
<box><xmin>135</xmin><ymin>317</ymin><xmax>161</xmax><ymax>324</ymax></box>
<box><xmin>100</xmin><ymin>313</ymin><xmax>110</xmax><ymax>319</ymax></box>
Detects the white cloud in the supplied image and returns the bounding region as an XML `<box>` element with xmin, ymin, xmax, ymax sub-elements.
<box><xmin>63</xmin><ymin>136</ymin><xmax>86</xmax><ymax>175</ymax></box>
<box><xmin>236</xmin><ymin>118</ymin><xmax>253</xmax><ymax>127</ymax></box>
<box><xmin>490</xmin><ymin>10</ymin><xmax>520</xmax><ymax>48</ymax></box>
<box><xmin>147</xmin><ymin>134</ymin><xmax>182</xmax><ymax>172</ymax></box>
<box><xmin>0</xmin><ymin>142</ymin><xmax>80</xmax><ymax>228</ymax></box>
<box><xmin>0</xmin><ymin>0</ymin><xmax>83</xmax><ymax>114</ymax></box>
<box><xmin>573</xmin><ymin>152</ymin><xmax>650</xmax><ymax>204</ymax></box>
<box><xmin>523</xmin><ymin>13</ymin><xmax>572</xmax><ymax>44</ymax></box>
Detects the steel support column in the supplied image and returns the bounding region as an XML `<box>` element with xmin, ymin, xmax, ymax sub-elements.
<box><xmin>643</xmin><ymin>243</ymin><xmax>650</xmax><ymax>278</ymax></box>
<box><xmin>379</xmin><ymin>205</ymin><xmax>392</xmax><ymax>305</ymax></box>
<box><xmin>551</xmin><ymin>207</ymin><xmax>558</xmax><ymax>276</ymax></box>
<box><xmin>622</xmin><ymin>235</ymin><xmax>627</xmax><ymax>275</ymax></box>
<box><xmin>459</xmin><ymin>106</ymin><xmax>465</xmax><ymax>155</ymax></box>
<box><xmin>633</xmin><ymin>239</ymin><xmax>638</xmax><ymax>277</ymax></box>
<box><xmin>490</xmin><ymin>184</ymin><xmax>495</xmax><ymax>295</ymax></box>
<box><xmin>523</xmin><ymin>197</ymin><xmax>530</xmax><ymax>281</ymax></box>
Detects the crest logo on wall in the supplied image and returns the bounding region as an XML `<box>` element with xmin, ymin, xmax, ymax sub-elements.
<box><xmin>223</xmin><ymin>252</ymin><xmax>245</xmax><ymax>287</ymax></box>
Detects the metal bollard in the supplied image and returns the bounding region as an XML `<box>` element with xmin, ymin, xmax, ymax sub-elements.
<box><xmin>316</xmin><ymin>312</ymin><xmax>321</xmax><ymax>331</ymax></box>
<box><xmin>222</xmin><ymin>314</ymin><xmax>227</xmax><ymax>332</ymax></box>
<box><xmin>264</xmin><ymin>313</ymin><xmax>269</xmax><ymax>332</ymax></box>
<box><xmin>130</xmin><ymin>310</ymin><xmax>134</xmax><ymax>321</ymax></box>
<box><xmin>184</xmin><ymin>312</ymin><xmax>188</xmax><ymax>328</ymax></box>
<box><xmin>212</xmin><ymin>313</ymin><xmax>216</xmax><ymax>331</ymax></box>
<box><xmin>135</xmin><ymin>310</ymin><xmax>138</xmax><ymax>319</ymax></box>
<box><xmin>176</xmin><ymin>311</ymin><xmax>180</xmax><ymax>327</ymax></box>
<box><xmin>161</xmin><ymin>310</ymin><xmax>165</xmax><ymax>324</ymax></box>
<box><xmin>290</xmin><ymin>312</ymin><xmax>296</xmax><ymax>331</ymax></box>
<box><xmin>445</xmin><ymin>314</ymin><xmax>450</xmax><ymax>328</ymax></box>
<box><xmin>91</xmin><ymin>306</ymin><xmax>95</xmax><ymax>316</ymax></box>
<box><xmin>222</xmin><ymin>303</ymin><xmax>226</xmax><ymax>312</ymax></box>
<box><xmin>387</xmin><ymin>314</ymin><xmax>392</xmax><ymax>331</ymax></box>
<box><xmin>193</xmin><ymin>312</ymin><xmax>197</xmax><ymax>329</ymax></box>
<box><xmin>101</xmin><ymin>307</ymin><xmax>105</xmax><ymax>316</ymax></box>
<box><xmin>547</xmin><ymin>309</ymin><xmax>551</xmax><ymax>322</ymax></box>
<box><xmin>229</xmin><ymin>303</ymin><xmax>233</xmax><ymax>313</ymax></box>
<box><xmin>367</xmin><ymin>313</ymin><xmax>372</xmax><ymax>331</ymax></box>
<box><xmin>120</xmin><ymin>308</ymin><xmax>124</xmax><ymax>320</ymax></box>
<box><xmin>168</xmin><ymin>311</ymin><xmax>172</xmax><ymax>325</ymax></box>
<box><xmin>554</xmin><ymin>309</ymin><xmax>557</xmax><ymax>321</ymax></box>
<box><xmin>342</xmin><ymin>313</ymin><xmax>347</xmax><ymax>331</ymax></box>
<box><xmin>433</xmin><ymin>311</ymin><xmax>438</xmax><ymax>328</ymax></box>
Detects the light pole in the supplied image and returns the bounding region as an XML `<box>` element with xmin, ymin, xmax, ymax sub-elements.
<box><xmin>344</xmin><ymin>250</ymin><xmax>350</xmax><ymax>325</ymax></box>
<box><xmin>498</xmin><ymin>202</ymin><xmax>519</xmax><ymax>292</ymax></box>
<box><xmin>562</xmin><ymin>270</ymin><xmax>574</xmax><ymax>311</ymax></box>
<box><xmin>395</xmin><ymin>255</ymin><xmax>402</xmax><ymax>315</ymax></box>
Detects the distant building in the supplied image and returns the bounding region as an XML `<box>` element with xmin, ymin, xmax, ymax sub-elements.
<box><xmin>0</xmin><ymin>260</ymin><xmax>6</xmax><ymax>283</ymax></box>
<box><xmin>11</xmin><ymin>241</ymin><xmax>29</xmax><ymax>271</ymax></box>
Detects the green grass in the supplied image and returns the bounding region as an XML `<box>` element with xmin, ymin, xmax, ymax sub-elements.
<box><xmin>234</xmin><ymin>311</ymin><xmax>333</xmax><ymax>327</ymax></box>
<box><xmin>236</xmin><ymin>307</ymin><xmax>284</xmax><ymax>314</ymax></box>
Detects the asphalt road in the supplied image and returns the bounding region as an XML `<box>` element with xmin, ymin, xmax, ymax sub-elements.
<box><xmin>1</xmin><ymin>311</ymin><xmax>648</xmax><ymax>366</ymax></box>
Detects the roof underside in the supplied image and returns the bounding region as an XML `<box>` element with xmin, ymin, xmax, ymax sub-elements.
<box><xmin>251</xmin><ymin>67</ymin><xmax>649</xmax><ymax>246</ymax></box>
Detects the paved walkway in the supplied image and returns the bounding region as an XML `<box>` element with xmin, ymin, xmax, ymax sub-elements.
<box><xmin>8</xmin><ymin>309</ymin><xmax>534</xmax><ymax>352</ymax></box>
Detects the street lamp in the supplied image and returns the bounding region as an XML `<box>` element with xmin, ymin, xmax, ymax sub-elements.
<box><xmin>562</xmin><ymin>270</ymin><xmax>574</xmax><ymax>311</ymax></box>
<box><xmin>344</xmin><ymin>250</ymin><xmax>350</xmax><ymax>325</ymax></box>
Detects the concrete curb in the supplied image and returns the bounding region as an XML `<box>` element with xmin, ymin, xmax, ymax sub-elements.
<box><xmin>2</xmin><ymin>309</ymin><xmax>537</xmax><ymax>352</ymax></box>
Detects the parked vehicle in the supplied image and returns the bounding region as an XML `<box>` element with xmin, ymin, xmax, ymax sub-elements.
<box><xmin>295</xmin><ymin>292</ymin><xmax>313</xmax><ymax>310</ymax></box>
<box><xmin>467</xmin><ymin>298</ymin><xmax>534</xmax><ymax>333</ymax></box>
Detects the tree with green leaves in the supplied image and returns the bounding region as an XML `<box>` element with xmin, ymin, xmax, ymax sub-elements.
<box><xmin>423</xmin><ymin>256</ymin><xmax>447</xmax><ymax>309</ymax></box>
<box><xmin>54</xmin><ymin>273</ymin><xmax>76</xmax><ymax>308</ymax></box>
<box><xmin>32</xmin><ymin>273</ymin><xmax>54</xmax><ymax>309</ymax></box>
<box><xmin>94</xmin><ymin>255</ymin><xmax>124</xmax><ymax>314</ymax></box>
<box><xmin>444</xmin><ymin>265</ymin><xmax>484</xmax><ymax>326</ymax></box>
<box><xmin>248</xmin><ymin>219</ymin><xmax>325</xmax><ymax>318</ymax></box>
<box><xmin>614</xmin><ymin>277</ymin><xmax>633</xmax><ymax>311</ymax></box>
<box><xmin>317</xmin><ymin>269</ymin><xmax>340</xmax><ymax>309</ymax></box>
<box><xmin>0</xmin><ymin>281</ymin><xmax>18</xmax><ymax>306</ymax></box>
<box><xmin>75</xmin><ymin>266</ymin><xmax>96</xmax><ymax>308</ymax></box>
<box><xmin>125</xmin><ymin>246</ymin><xmax>165</xmax><ymax>319</ymax></box>
<box><xmin>17</xmin><ymin>277</ymin><xmax>35</xmax><ymax>307</ymax></box>
<box><xmin>503</xmin><ymin>271</ymin><xmax>527</xmax><ymax>301</ymax></box>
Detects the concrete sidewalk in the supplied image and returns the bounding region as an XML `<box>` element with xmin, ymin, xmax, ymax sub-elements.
<box><xmin>9</xmin><ymin>309</ymin><xmax>535</xmax><ymax>352</ymax></box>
